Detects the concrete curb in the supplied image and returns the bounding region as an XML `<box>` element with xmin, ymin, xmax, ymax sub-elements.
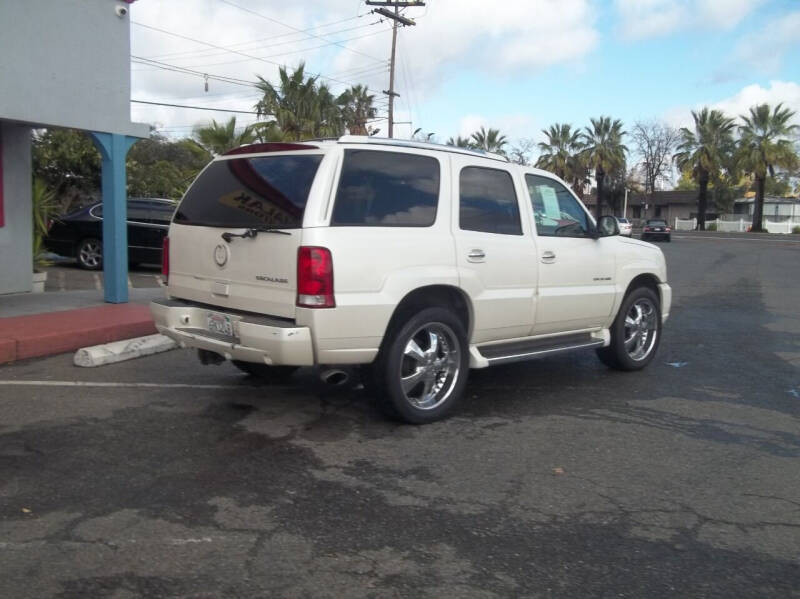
<box><xmin>73</xmin><ymin>334</ymin><xmax>177</xmax><ymax>367</ymax></box>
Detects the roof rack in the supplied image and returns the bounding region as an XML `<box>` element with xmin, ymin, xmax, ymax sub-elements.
<box><xmin>337</xmin><ymin>135</ymin><xmax>509</xmax><ymax>162</ymax></box>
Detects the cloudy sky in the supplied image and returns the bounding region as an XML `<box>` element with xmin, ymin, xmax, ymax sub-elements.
<box><xmin>130</xmin><ymin>0</ymin><xmax>800</xmax><ymax>147</ymax></box>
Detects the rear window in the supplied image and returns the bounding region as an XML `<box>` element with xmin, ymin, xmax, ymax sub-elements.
<box><xmin>331</xmin><ymin>149</ymin><xmax>439</xmax><ymax>227</ymax></box>
<box><xmin>174</xmin><ymin>154</ymin><xmax>323</xmax><ymax>228</ymax></box>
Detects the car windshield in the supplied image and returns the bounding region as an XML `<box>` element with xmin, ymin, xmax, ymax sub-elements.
<box><xmin>647</xmin><ymin>220</ymin><xmax>667</xmax><ymax>226</ymax></box>
<box><xmin>617</xmin><ymin>218</ymin><xmax>629</xmax><ymax>223</ymax></box>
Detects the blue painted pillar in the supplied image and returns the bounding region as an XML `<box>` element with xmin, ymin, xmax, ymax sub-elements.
<box><xmin>88</xmin><ymin>132</ymin><xmax>139</xmax><ymax>303</ymax></box>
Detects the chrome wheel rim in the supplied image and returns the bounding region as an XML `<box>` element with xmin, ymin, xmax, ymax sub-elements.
<box><xmin>624</xmin><ymin>297</ymin><xmax>658</xmax><ymax>361</ymax></box>
<box><xmin>399</xmin><ymin>322</ymin><xmax>460</xmax><ymax>410</ymax></box>
<box><xmin>79</xmin><ymin>241</ymin><xmax>102</xmax><ymax>268</ymax></box>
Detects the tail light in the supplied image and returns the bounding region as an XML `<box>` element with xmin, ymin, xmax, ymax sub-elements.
<box><xmin>665</xmin><ymin>227</ymin><xmax>671</xmax><ymax>232</ymax></box>
<box><xmin>161</xmin><ymin>236</ymin><xmax>170</xmax><ymax>279</ymax></box>
<box><xmin>644</xmin><ymin>227</ymin><xmax>651</xmax><ymax>232</ymax></box>
<box><xmin>297</xmin><ymin>246</ymin><xmax>334</xmax><ymax>308</ymax></box>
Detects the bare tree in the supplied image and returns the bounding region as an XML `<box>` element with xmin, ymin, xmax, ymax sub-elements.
<box><xmin>631</xmin><ymin>120</ymin><xmax>680</xmax><ymax>196</ymax></box>
<box><xmin>508</xmin><ymin>138</ymin><xmax>536</xmax><ymax>165</ymax></box>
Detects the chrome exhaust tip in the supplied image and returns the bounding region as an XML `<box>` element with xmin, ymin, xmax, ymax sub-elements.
<box><xmin>319</xmin><ymin>368</ymin><xmax>350</xmax><ymax>386</ymax></box>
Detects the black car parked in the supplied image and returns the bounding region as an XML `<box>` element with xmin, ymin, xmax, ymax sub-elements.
<box><xmin>641</xmin><ymin>218</ymin><xmax>671</xmax><ymax>242</ymax></box>
<box><xmin>45</xmin><ymin>198</ymin><xmax>176</xmax><ymax>270</ymax></box>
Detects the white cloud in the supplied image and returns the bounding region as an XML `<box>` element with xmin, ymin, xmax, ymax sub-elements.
<box><xmin>333</xmin><ymin>0</ymin><xmax>598</xmax><ymax>96</ymax></box>
<box><xmin>664</xmin><ymin>80</ymin><xmax>800</xmax><ymax>129</ymax></box>
<box><xmin>128</xmin><ymin>0</ymin><xmax>598</xmax><ymax>134</ymax></box>
<box><xmin>615</xmin><ymin>0</ymin><xmax>763</xmax><ymax>40</ymax></box>
<box><xmin>733</xmin><ymin>10</ymin><xmax>800</xmax><ymax>74</ymax></box>
<box><xmin>458</xmin><ymin>115</ymin><xmax>487</xmax><ymax>138</ymax></box>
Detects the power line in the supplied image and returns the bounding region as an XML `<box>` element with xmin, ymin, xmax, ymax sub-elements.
<box><xmin>132</xmin><ymin>99</ymin><xmax>389</xmax><ymax>125</ymax></box>
<box><xmin>217</xmin><ymin>0</ymin><xmax>386</xmax><ymax>64</ymax></box>
<box><xmin>131</xmin><ymin>56</ymin><xmax>259</xmax><ymax>88</ymax></box>
<box><xmin>132</xmin><ymin>99</ymin><xmax>260</xmax><ymax>114</ymax></box>
<box><xmin>131</xmin><ymin>22</ymin><xmax>373</xmax><ymax>89</ymax></box>
<box><xmin>143</xmin><ymin>15</ymin><xmax>368</xmax><ymax>61</ymax></box>
<box><xmin>173</xmin><ymin>27</ymin><xmax>391</xmax><ymax>71</ymax></box>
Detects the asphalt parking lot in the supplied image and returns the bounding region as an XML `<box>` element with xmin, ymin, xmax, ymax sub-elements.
<box><xmin>2</xmin><ymin>233</ymin><xmax>799</xmax><ymax>598</ymax></box>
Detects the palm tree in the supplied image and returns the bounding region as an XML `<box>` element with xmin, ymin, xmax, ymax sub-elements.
<box><xmin>193</xmin><ymin>116</ymin><xmax>257</xmax><ymax>155</ymax></box>
<box><xmin>581</xmin><ymin>117</ymin><xmax>627</xmax><ymax>219</ymax></box>
<box><xmin>338</xmin><ymin>84</ymin><xmax>376</xmax><ymax>136</ymax></box>
<box><xmin>673</xmin><ymin>108</ymin><xmax>736</xmax><ymax>230</ymax></box>
<box><xmin>470</xmin><ymin>127</ymin><xmax>508</xmax><ymax>154</ymax></box>
<box><xmin>535</xmin><ymin>123</ymin><xmax>583</xmax><ymax>186</ymax></box>
<box><xmin>446</xmin><ymin>136</ymin><xmax>472</xmax><ymax>148</ymax></box>
<box><xmin>254</xmin><ymin>63</ymin><xmax>323</xmax><ymax>141</ymax></box>
<box><xmin>737</xmin><ymin>103</ymin><xmax>799</xmax><ymax>231</ymax></box>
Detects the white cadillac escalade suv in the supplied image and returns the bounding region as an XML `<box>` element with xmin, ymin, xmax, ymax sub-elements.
<box><xmin>152</xmin><ymin>136</ymin><xmax>671</xmax><ymax>423</ymax></box>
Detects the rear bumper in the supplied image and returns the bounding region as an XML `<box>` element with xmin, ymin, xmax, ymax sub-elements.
<box><xmin>150</xmin><ymin>298</ymin><xmax>314</xmax><ymax>366</ymax></box>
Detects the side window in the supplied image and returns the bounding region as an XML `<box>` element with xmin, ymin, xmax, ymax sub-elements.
<box><xmin>459</xmin><ymin>167</ymin><xmax>522</xmax><ymax>235</ymax></box>
<box><xmin>525</xmin><ymin>174</ymin><xmax>590</xmax><ymax>238</ymax></box>
<box><xmin>331</xmin><ymin>149</ymin><xmax>439</xmax><ymax>226</ymax></box>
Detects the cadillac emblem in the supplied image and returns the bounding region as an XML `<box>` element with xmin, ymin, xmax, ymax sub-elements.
<box><xmin>214</xmin><ymin>243</ymin><xmax>229</xmax><ymax>267</ymax></box>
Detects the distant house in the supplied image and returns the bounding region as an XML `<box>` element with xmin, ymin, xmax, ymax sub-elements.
<box><xmin>583</xmin><ymin>190</ymin><xmax>715</xmax><ymax>223</ymax></box>
<box><xmin>732</xmin><ymin>196</ymin><xmax>800</xmax><ymax>222</ymax></box>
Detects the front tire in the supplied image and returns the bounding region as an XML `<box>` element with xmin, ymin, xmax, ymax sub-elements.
<box><xmin>596</xmin><ymin>287</ymin><xmax>661</xmax><ymax>371</ymax></box>
<box><xmin>375</xmin><ymin>307</ymin><xmax>469</xmax><ymax>424</ymax></box>
<box><xmin>76</xmin><ymin>238</ymin><xmax>103</xmax><ymax>270</ymax></box>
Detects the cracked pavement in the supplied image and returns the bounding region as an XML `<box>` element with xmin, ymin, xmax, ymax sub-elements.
<box><xmin>1</xmin><ymin>234</ymin><xmax>799</xmax><ymax>597</ymax></box>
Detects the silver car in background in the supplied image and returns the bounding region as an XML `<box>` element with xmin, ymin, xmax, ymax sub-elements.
<box><xmin>616</xmin><ymin>217</ymin><xmax>633</xmax><ymax>237</ymax></box>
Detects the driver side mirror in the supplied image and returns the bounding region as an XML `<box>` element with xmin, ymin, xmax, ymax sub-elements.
<box><xmin>595</xmin><ymin>215</ymin><xmax>619</xmax><ymax>238</ymax></box>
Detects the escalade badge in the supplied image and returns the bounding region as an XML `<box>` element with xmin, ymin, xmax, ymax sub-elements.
<box><xmin>214</xmin><ymin>243</ymin><xmax>229</xmax><ymax>267</ymax></box>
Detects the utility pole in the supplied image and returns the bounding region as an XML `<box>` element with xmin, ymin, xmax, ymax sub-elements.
<box><xmin>366</xmin><ymin>1</ymin><xmax>424</xmax><ymax>138</ymax></box>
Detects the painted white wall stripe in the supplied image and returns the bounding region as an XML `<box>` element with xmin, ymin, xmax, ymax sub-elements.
<box><xmin>0</xmin><ymin>380</ymin><xmax>267</xmax><ymax>389</ymax></box>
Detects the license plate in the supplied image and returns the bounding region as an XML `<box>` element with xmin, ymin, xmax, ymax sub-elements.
<box><xmin>655</xmin><ymin>228</ymin><xmax>662</xmax><ymax>231</ymax></box>
<box><xmin>207</xmin><ymin>312</ymin><xmax>234</xmax><ymax>337</ymax></box>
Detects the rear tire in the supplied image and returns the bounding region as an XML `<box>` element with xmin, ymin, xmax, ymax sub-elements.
<box><xmin>374</xmin><ymin>307</ymin><xmax>469</xmax><ymax>424</ymax></box>
<box><xmin>596</xmin><ymin>286</ymin><xmax>661</xmax><ymax>371</ymax></box>
<box><xmin>231</xmin><ymin>360</ymin><xmax>297</xmax><ymax>382</ymax></box>
<box><xmin>76</xmin><ymin>238</ymin><xmax>103</xmax><ymax>270</ymax></box>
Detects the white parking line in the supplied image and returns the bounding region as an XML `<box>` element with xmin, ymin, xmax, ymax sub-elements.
<box><xmin>673</xmin><ymin>235</ymin><xmax>800</xmax><ymax>243</ymax></box>
<box><xmin>92</xmin><ymin>273</ymin><xmax>102</xmax><ymax>290</ymax></box>
<box><xmin>0</xmin><ymin>380</ymin><xmax>261</xmax><ymax>389</ymax></box>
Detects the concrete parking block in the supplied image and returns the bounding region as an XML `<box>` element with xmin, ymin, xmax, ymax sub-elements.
<box><xmin>73</xmin><ymin>333</ymin><xmax>177</xmax><ymax>367</ymax></box>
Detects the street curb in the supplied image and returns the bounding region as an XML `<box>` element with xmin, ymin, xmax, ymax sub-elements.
<box><xmin>73</xmin><ymin>334</ymin><xmax>177</xmax><ymax>367</ymax></box>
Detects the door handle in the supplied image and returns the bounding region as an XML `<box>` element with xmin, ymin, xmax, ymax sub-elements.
<box><xmin>467</xmin><ymin>249</ymin><xmax>485</xmax><ymax>262</ymax></box>
<box><xmin>541</xmin><ymin>251</ymin><xmax>556</xmax><ymax>264</ymax></box>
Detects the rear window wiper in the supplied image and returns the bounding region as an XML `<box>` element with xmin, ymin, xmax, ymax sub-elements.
<box><xmin>221</xmin><ymin>226</ymin><xmax>291</xmax><ymax>242</ymax></box>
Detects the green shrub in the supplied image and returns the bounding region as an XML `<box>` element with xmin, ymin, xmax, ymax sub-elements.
<box><xmin>32</xmin><ymin>178</ymin><xmax>59</xmax><ymax>272</ymax></box>
<box><xmin>792</xmin><ymin>226</ymin><xmax>800</xmax><ymax>234</ymax></box>
<box><xmin>706</xmin><ymin>223</ymin><xmax>717</xmax><ymax>231</ymax></box>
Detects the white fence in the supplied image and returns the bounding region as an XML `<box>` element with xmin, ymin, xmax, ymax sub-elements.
<box><xmin>674</xmin><ymin>217</ymin><xmax>800</xmax><ymax>234</ymax></box>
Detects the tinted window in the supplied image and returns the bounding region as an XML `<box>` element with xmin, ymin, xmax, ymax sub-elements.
<box><xmin>331</xmin><ymin>150</ymin><xmax>439</xmax><ymax>226</ymax></box>
<box><xmin>127</xmin><ymin>202</ymin><xmax>151</xmax><ymax>222</ymax></box>
<box><xmin>150</xmin><ymin>202</ymin><xmax>176</xmax><ymax>224</ymax></box>
<box><xmin>526</xmin><ymin>174</ymin><xmax>590</xmax><ymax>238</ymax></box>
<box><xmin>175</xmin><ymin>154</ymin><xmax>323</xmax><ymax>228</ymax></box>
<box><xmin>647</xmin><ymin>219</ymin><xmax>667</xmax><ymax>226</ymax></box>
<box><xmin>459</xmin><ymin>167</ymin><xmax>522</xmax><ymax>235</ymax></box>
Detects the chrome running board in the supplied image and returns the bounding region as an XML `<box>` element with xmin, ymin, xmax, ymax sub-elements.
<box><xmin>478</xmin><ymin>333</ymin><xmax>604</xmax><ymax>366</ymax></box>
